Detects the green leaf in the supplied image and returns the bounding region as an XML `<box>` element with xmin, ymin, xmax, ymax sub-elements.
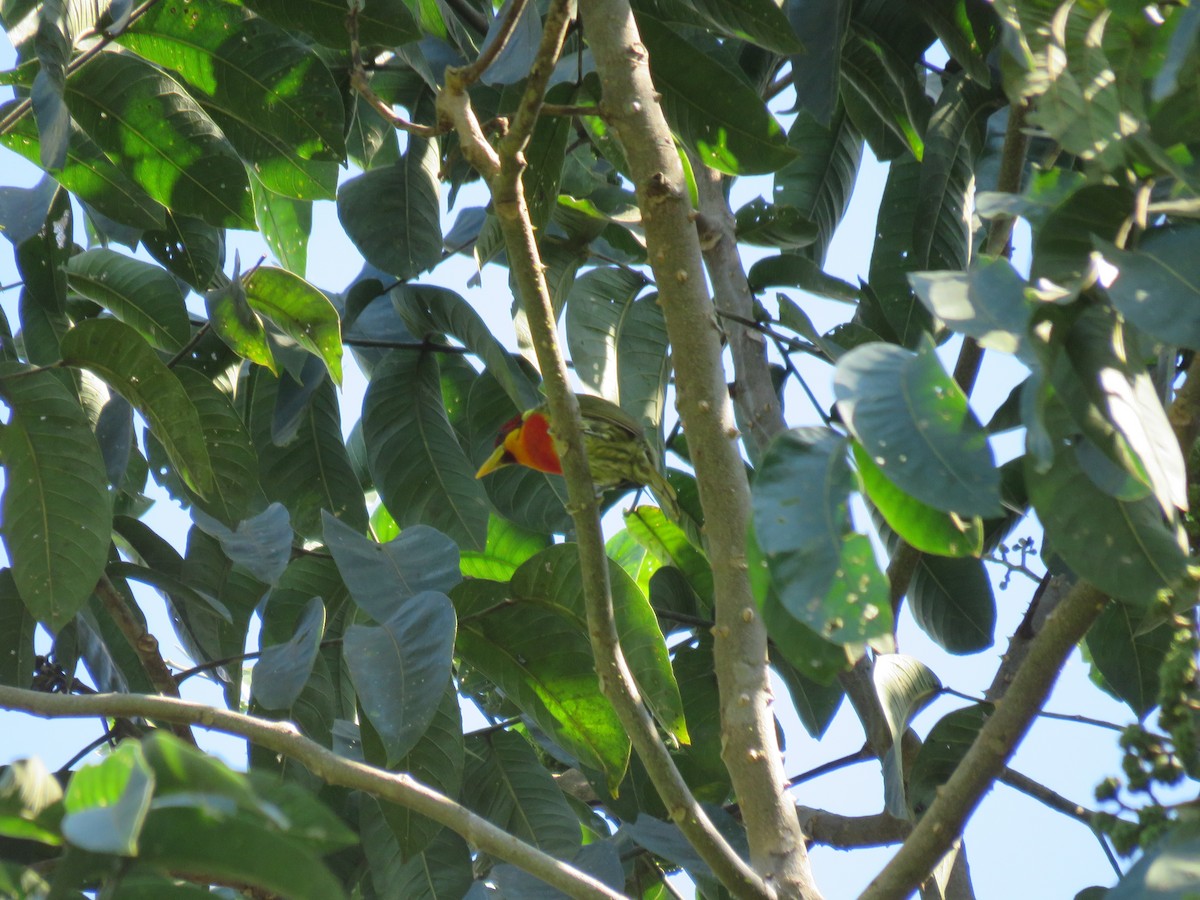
<box><xmin>873</xmin><ymin>653</ymin><xmax>941</xmax><ymax>818</ymax></box>
<box><xmin>338</xmin><ymin>144</ymin><xmax>442</xmax><ymax>279</ymax></box>
<box><xmin>0</xmin><ymin>571</ymin><xmax>37</xmax><ymax>689</ymax></box>
<box><xmin>908</xmin><ymin>554</ymin><xmax>996</xmax><ymax>655</ymax></box>
<box><xmin>1085</xmin><ymin>602</ymin><xmax>1172</xmax><ymax>718</ymax></box>
<box><xmin>773</xmin><ymin>653</ymin><xmax>847</xmax><ymax>738</ymax></box>
<box><xmin>252</xmin><ymin>596</ymin><xmax>325</xmax><ymax>710</ymax></box>
<box><xmin>121</xmin><ymin>0</ymin><xmax>343</xmax><ymax>200</ymax></box>
<box><xmin>60</xmin><ymin>318</ymin><xmax>214</xmax><ymax>497</ymax></box>
<box><xmin>1105</xmin><ymin>831</ymin><xmax>1200</xmax><ymax>899</ymax></box>
<box><xmin>363</xmin><ymin>351</ymin><xmax>489</xmax><ymax>550</ymax></box>
<box><xmin>1097</xmin><ymin>227</ymin><xmax>1200</xmax><ymax>351</ymax></box>
<box><xmin>63</xmin><ymin>250</ymin><xmax>189</xmax><ymax>353</ymax></box>
<box><xmin>463</xmin><ymin>730</ymin><xmax>581</xmax><ymax>858</ymax></box>
<box><xmin>913</xmin><ymin>0</ymin><xmax>996</xmax><ymax>84</ymax></box>
<box><xmin>865</xmin><ymin>157</ymin><xmax>935</xmax><ymax>346</ymax></box>
<box><xmin>393</xmin><ymin>284</ymin><xmax>539</xmax><ymax>410</ymax></box>
<box><xmin>251</xmin><ymin>177</ymin><xmax>312</xmax><ymax>276</ymax></box>
<box><xmin>244</xmin><ymin>0</ymin><xmax>419</xmax><ymax>48</ymax></box>
<box><xmin>142</xmin><ymin>213</ymin><xmax>224</xmax><ymax>291</ymax></box>
<box><xmin>361</xmin><ymin>799</ymin><xmax>473</xmax><ymax>898</ymax></box>
<box><xmin>0</xmin><ymin>756</ymin><xmax>63</xmax><ymax>846</ymax></box>
<box><xmin>748</xmin><ymin>254</ymin><xmax>860</xmax><ymax>303</ymax></box>
<box><xmin>138</xmin><ymin>805</ymin><xmax>347</xmax><ymax>900</ymax></box>
<box><xmin>62</xmin><ymin>741</ymin><xmax>154</xmax><ymax>856</ymax></box>
<box><xmin>192</xmin><ymin>503</ymin><xmax>292</xmax><ymax>585</ymax></box>
<box><xmin>344</xmin><ymin>591</ymin><xmax>457</xmax><ymax>765</ymax></box>
<box><xmin>750</xmin><ymin>429</ymin><xmax>891</xmax><ymax>644</ymax></box>
<box><xmin>65</xmin><ymin>52</ymin><xmax>254</xmax><ymax>228</ymax></box>
<box><xmin>1031</xmin><ymin>183</ymin><xmax>1132</xmax><ymax>286</ymax></box>
<box><xmin>854</xmin><ymin>444</ymin><xmax>983</xmax><ymax>557</ymax></box>
<box><xmin>460</xmin><ymin>515</ymin><xmax>549</xmax><ymax>581</ymax></box>
<box><xmin>623</xmin><ymin>506</ymin><xmax>714</xmax><ymax>607</ymax></box>
<box><xmin>0</xmin><ymin>103</ymin><xmax>167</xmax><ymax>230</ymax></box>
<box><xmin>734</xmin><ymin>199</ymin><xmax>819</xmax><ymax>249</ymax></box>
<box><xmin>671</xmin><ymin>637</ymin><xmax>733</xmax><ymax>801</ymax></box>
<box><xmin>362</xmin><ymin>679</ymin><xmax>464</xmax><ymax>859</ymax></box>
<box><xmin>640</xmin><ymin>0</ymin><xmax>801</xmax><ymax>54</ymax></box>
<box><xmin>777</xmin><ymin>106</ymin><xmax>864</xmax><ymax>262</ymax></box>
<box><xmin>205</xmin><ymin>278</ymin><xmax>277</xmax><ymax>374</ymax></box>
<box><xmin>513</xmin><ymin>544</ymin><xmax>688</xmax><ymax>743</ymax></box>
<box><xmin>915</xmin><ymin>73</ymin><xmax>999</xmax><ymax>275</ymax></box>
<box><xmin>323</xmin><ymin>511</ymin><xmax>461</xmax><ymax>623</ymax></box>
<box><xmin>244</xmin><ymin>266</ymin><xmax>342</xmax><ymax>385</ymax></box>
<box><xmin>907</xmin><ymin>703</ymin><xmax>992</xmax><ymax>817</ymax></box>
<box><xmin>248</xmin><ymin>369</ymin><xmax>367</xmax><ymax>539</ymax></box>
<box><xmin>453</xmin><ymin>579</ymin><xmax>630</xmax><ymax>782</ymax></box>
<box><xmin>840</xmin><ymin>25</ymin><xmax>932</xmax><ymax>162</ymax></box>
<box><xmin>909</xmin><ymin>257</ymin><xmax>1035</xmax><ymax>360</ymax></box>
<box><xmin>1027</xmin><ymin>400</ymin><xmax>1189</xmax><ymax>608</ymax></box>
<box><xmin>835</xmin><ymin>338</ymin><xmax>1001</xmax><ymax>517</ymax></box>
<box><xmin>156</xmin><ymin>366</ymin><xmax>266</xmax><ymax>525</ymax></box>
<box><xmin>0</xmin><ymin>365</ymin><xmax>112</xmax><ymax>629</ymax></box>
<box><xmin>636</xmin><ymin>11</ymin><xmax>796</xmax><ymax>175</ymax></box>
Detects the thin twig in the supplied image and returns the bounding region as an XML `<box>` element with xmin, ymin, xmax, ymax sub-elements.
<box><xmin>166</xmin><ymin>322</ymin><xmax>210</xmax><ymax>369</ymax></box>
<box><xmin>786</xmin><ymin>745</ymin><xmax>874</xmax><ymax>789</ymax></box>
<box><xmin>347</xmin><ymin>9</ymin><xmax>443</xmax><ymax>139</ymax></box>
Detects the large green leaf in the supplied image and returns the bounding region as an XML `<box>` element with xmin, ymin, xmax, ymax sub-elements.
<box><xmin>147</xmin><ymin>366</ymin><xmax>267</xmax><ymax>525</ymax></box>
<box><xmin>565</xmin><ymin>267</ymin><xmax>670</xmax><ymax>433</ymax></box>
<box><xmin>452</xmin><ymin>578</ymin><xmax>630</xmax><ymax>782</ymax></box>
<box><xmin>915</xmin><ymin>73</ymin><xmax>998</xmax><ymax>274</ymax></box>
<box><xmin>245</xmin><ymin>0</ymin><xmax>419</xmax><ymax>48</ymax></box>
<box><xmin>338</xmin><ymin>142</ymin><xmax>442</xmax><ymax>279</ymax></box>
<box><xmin>670</xmin><ymin>637</ymin><xmax>733</xmax><ymax>801</ymax></box>
<box><xmin>0</xmin><ymin>365</ymin><xmax>111</xmax><ymax>629</ymax></box>
<box><xmin>0</xmin><ymin>570</ymin><xmax>37</xmax><ymax>688</ymax></box>
<box><xmin>855</xmin><ymin>444</ymin><xmax>983</xmax><ymax>558</ymax></box>
<box><xmin>636</xmin><ymin>11</ymin><xmax>795</xmax><ymax>175</ymax></box>
<box><xmin>251</xmin><ymin>596</ymin><xmax>325</xmax><ymax>711</ymax></box>
<box><xmin>908</xmin><ymin>554</ymin><xmax>996</xmax><ymax>655</ymax></box>
<box><xmin>0</xmin><ymin>107</ymin><xmax>167</xmax><ymax>230</ymax></box>
<box><xmin>750</xmin><ymin>428</ymin><xmax>891</xmax><ymax>644</ymax></box>
<box><xmin>1098</xmin><ymin>227</ymin><xmax>1200</xmax><ymax>351</ymax></box>
<box><xmin>344</xmin><ymin>591</ymin><xmax>457</xmax><ymax>765</ymax></box>
<box><xmin>244</xmin><ymin>266</ymin><xmax>342</xmax><ymax>385</ymax></box>
<box><xmin>61</xmin><ymin>741</ymin><xmax>154</xmax><ymax>856</ymax></box>
<box><xmin>362</xmin><ymin>679</ymin><xmax>465</xmax><ymax>860</ymax></box>
<box><xmin>1105</xmin><ymin>831</ymin><xmax>1200</xmax><ymax>899</ymax></box>
<box><xmin>393</xmin><ymin>284</ymin><xmax>539</xmax><ymax>410</ymax></box>
<box><xmin>1084</xmin><ymin>600</ymin><xmax>1173</xmax><ymax>718</ymax></box>
<box><xmin>360</xmin><ymin>798</ymin><xmax>473</xmax><ymax>898</ymax></box>
<box><xmin>909</xmin><ymin>256</ymin><xmax>1036</xmax><ymax>361</ymax></box>
<box><xmin>865</xmin><ymin>156</ymin><xmax>936</xmax><ymax>346</ymax></box>
<box><xmin>248</xmin><ymin>369</ymin><xmax>367</xmax><ymax>540</ymax></box>
<box><xmin>786</xmin><ymin>0</ymin><xmax>850</xmax><ymax>125</ymax></box>
<box><xmin>363</xmin><ymin>350</ymin><xmax>489</xmax><ymax>550</ymax></box>
<box><xmin>1027</xmin><ymin>400</ymin><xmax>1189</xmax><ymax>608</ymax></box>
<box><xmin>142</xmin><ymin>213</ymin><xmax>224</xmax><ymax>292</ymax></box>
<box><xmin>64</xmin><ymin>250</ymin><xmax>191</xmax><ymax>352</ymax></box>
<box><xmin>60</xmin><ymin>318</ymin><xmax>214</xmax><ymax>497</ymax></box>
<box><xmin>121</xmin><ymin>1</ymin><xmax>341</xmax><ymax>198</ymax></box>
<box><xmin>840</xmin><ymin>25</ymin><xmax>932</xmax><ymax>161</ymax></box>
<box><xmin>874</xmin><ymin>653</ymin><xmax>941</xmax><ymax>818</ymax></box>
<box><xmin>835</xmin><ymin>338</ymin><xmax>1001</xmax><ymax>517</ymax></box>
<box><xmin>251</xmin><ymin>176</ymin><xmax>312</xmax><ymax>276</ymax></box>
<box><xmin>907</xmin><ymin>703</ymin><xmax>992</xmax><ymax>817</ymax></box>
<box><xmin>204</xmin><ymin>277</ymin><xmax>276</xmax><ymax>374</ymax></box>
<box><xmin>623</xmin><ymin>506</ymin><xmax>714</xmax><ymax>608</ymax></box>
<box><xmin>323</xmin><ymin>511</ymin><xmax>461</xmax><ymax>624</ymax></box>
<box><xmin>65</xmin><ymin>52</ymin><xmax>254</xmax><ymax>228</ymax></box>
<box><xmin>639</xmin><ymin>0</ymin><xmax>801</xmax><ymax>53</ymax></box>
<box><xmin>460</xmin><ymin>515</ymin><xmax>549</xmax><ymax>581</ymax></box>
<box><xmin>462</xmin><ymin>730</ymin><xmax>582</xmax><ymax>858</ymax></box>
<box><xmin>512</xmin><ymin>543</ymin><xmax>688</xmax><ymax>743</ymax></box>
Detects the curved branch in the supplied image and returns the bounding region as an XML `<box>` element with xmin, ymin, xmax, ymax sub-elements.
<box><xmin>0</xmin><ymin>686</ymin><xmax>625</xmax><ymax>900</ymax></box>
<box><xmin>578</xmin><ymin>5</ymin><xmax>816</xmax><ymax>897</ymax></box>
<box><xmin>860</xmin><ymin>581</ymin><xmax>1108</xmax><ymax>899</ymax></box>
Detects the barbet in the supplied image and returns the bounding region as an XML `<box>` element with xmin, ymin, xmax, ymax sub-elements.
<box><xmin>475</xmin><ymin>394</ymin><xmax>679</xmax><ymax>519</ymax></box>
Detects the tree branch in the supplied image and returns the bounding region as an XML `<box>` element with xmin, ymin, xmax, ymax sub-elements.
<box><xmin>0</xmin><ymin>686</ymin><xmax>625</xmax><ymax>900</ymax></box>
<box><xmin>95</xmin><ymin>575</ymin><xmax>196</xmax><ymax>746</ymax></box>
<box><xmin>579</xmin><ymin>3</ymin><xmax>818</xmax><ymax>897</ymax></box>
<box><xmin>860</xmin><ymin>581</ymin><xmax>1108</xmax><ymax>899</ymax></box>
<box><xmin>455</xmin><ymin>0</ymin><xmax>531</xmax><ymax>87</ymax></box>
<box><xmin>794</xmin><ymin>808</ymin><xmax>910</xmax><ymax>849</ymax></box>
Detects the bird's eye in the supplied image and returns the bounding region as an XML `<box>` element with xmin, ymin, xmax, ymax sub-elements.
<box><xmin>496</xmin><ymin>413</ymin><xmax>523</xmax><ymax>446</ymax></box>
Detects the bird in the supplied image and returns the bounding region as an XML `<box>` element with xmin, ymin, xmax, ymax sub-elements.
<box><xmin>475</xmin><ymin>394</ymin><xmax>680</xmax><ymax>519</ymax></box>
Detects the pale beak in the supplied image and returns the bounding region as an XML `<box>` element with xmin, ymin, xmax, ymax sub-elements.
<box><xmin>475</xmin><ymin>444</ymin><xmax>510</xmax><ymax>479</ymax></box>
